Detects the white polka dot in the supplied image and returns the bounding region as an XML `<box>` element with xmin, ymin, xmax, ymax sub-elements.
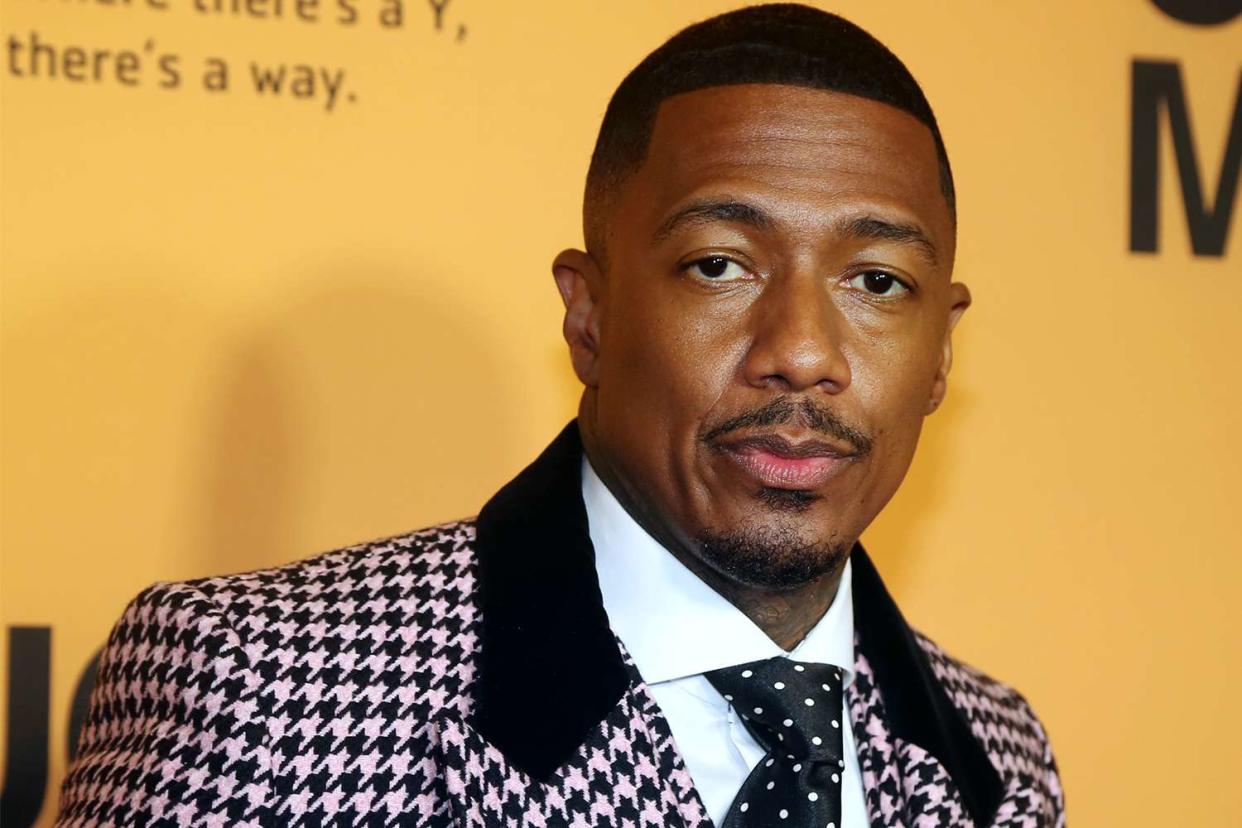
<box><xmin>794</xmin><ymin>664</ymin><xmax>805</xmax><ymax>672</ymax></box>
<box><xmin>787</xmin><ymin>753</ymin><xmax>795</xmax><ymax>759</ymax></box>
<box><xmin>792</xmin><ymin>763</ymin><xmax>802</xmax><ymax>772</ymax></box>
<box><xmin>783</xmin><ymin>718</ymin><xmax>793</xmax><ymax>727</ymax></box>
<box><xmin>754</xmin><ymin>707</ymin><xmax>764</xmax><ymax>715</ymax></box>
<box><xmin>724</xmin><ymin>694</ymin><xmax>733</xmax><ymax>701</ymax></box>
<box><xmin>740</xmin><ymin>803</ymin><xmax>749</xmax><ymax>813</ymax></box>
<box><xmin>832</xmin><ymin>772</ymin><xmax>840</xmax><ymax>783</ymax></box>
<box><xmin>779</xmin><ymin>809</ymin><xmax>789</xmax><ymax>819</ymax></box>
<box><xmin>838</xmin><ymin>759</ymin><xmax>845</xmax><ymax>767</ymax></box>
<box><xmin>808</xmin><ymin>792</ymin><xmax>819</xmax><ymax>802</ymax></box>
<box><xmin>804</xmin><ymin>698</ymin><xmax>815</xmax><ymax>707</ymax></box>
<box><xmin>828</xmin><ymin>823</ymin><xmax>836</xmax><ymax>828</ymax></box>
<box><xmin>765</xmin><ymin>758</ymin><xmax>774</xmax><ymax>767</ymax></box>
<box><xmin>831</xmin><ymin>719</ymin><xmax>840</xmax><ymax>728</ymax></box>
<box><xmin>766</xmin><ymin>781</ymin><xmax>775</xmax><ymax>790</ymax></box>
<box><xmin>811</xmin><ymin>736</ymin><xmax>823</xmax><ymax>745</ymax></box>
<box><xmin>822</xmin><ymin>683</ymin><xmax>831</xmax><ymax>691</ymax></box>
<box><xmin>778</xmin><ymin>733</ymin><xmax>785</xmax><ymax>740</ymax></box>
<box><xmin>741</xmin><ymin>670</ymin><xmax>754</xmax><ymax>678</ymax></box>
<box><xmin>773</xmin><ymin>681</ymin><xmax>785</xmax><ymax>690</ymax></box>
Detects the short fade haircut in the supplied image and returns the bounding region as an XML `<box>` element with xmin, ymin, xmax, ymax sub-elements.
<box><xmin>584</xmin><ymin>3</ymin><xmax>955</xmax><ymax>262</ymax></box>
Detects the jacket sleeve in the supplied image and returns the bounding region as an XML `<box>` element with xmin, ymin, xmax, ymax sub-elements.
<box><xmin>56</xmin><ymin>581</ymin><xmax>273</xmax><ymax>827</ymax></box>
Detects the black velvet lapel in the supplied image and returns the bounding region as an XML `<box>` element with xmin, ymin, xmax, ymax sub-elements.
<box><xmin>472</xmin><ymin>421</ymin><xmax>630</xmax><ymax>781</ymax></box>
<box><xmin>473</xmin><ymin>420</ymin><xmax>1004</xmax><ymax>819</ymax></box>
<box><xmin>851</xmin><ymin>546</ymin><xmax>1004</xmax><ymax>824</ymax></box>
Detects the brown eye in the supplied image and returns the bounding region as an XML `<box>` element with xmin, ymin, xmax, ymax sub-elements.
<box><xmin>686</xmin><ymin>256</ymin><xmax>747</xmax><ymax>281</ymax></box>
<box><xmin>848</xmin><ymin>271</ymin><xmax>909</xmax><ymax>297</ymax></box>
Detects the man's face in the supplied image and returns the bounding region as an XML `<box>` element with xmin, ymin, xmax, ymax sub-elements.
<box><xmin>561</xmin><ymin>84</ymin><xmax>968</xmax><ymax>590</ymax></box>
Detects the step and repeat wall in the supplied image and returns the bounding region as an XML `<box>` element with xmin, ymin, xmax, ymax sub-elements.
<box><xmin>2</xmin><ymin>0</ymin><xmax>1238</xmax><ymax>824</ymax></box>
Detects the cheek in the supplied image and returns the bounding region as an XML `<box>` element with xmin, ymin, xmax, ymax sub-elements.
<box><xmin>598</xmin><ymin>284</ymin><xmax>743</xmax><ymax>424</ymax></box>
<box><xmin>592</xmin><ymin>280</ymin><xmax>750</xmax><ymax>519</ymax></box>
<box><xmin>847</xmin><ymin>326</ymin><xmax>942</xmax><ymax>489</ymax></box>
<box><xmin>849</xmin><ymin>305</ymin><xmax>945</xmax><ymax>412</ymax></box>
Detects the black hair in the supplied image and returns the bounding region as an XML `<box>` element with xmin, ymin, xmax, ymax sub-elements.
<box><xmin>583</xmin><ymin>3</ymin><xmax>955</xmax><ymax>259</ymax></box>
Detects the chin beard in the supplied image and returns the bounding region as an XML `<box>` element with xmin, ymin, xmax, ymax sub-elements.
<box><xmin>694</xmin><ymin>522</ymin><xmax>852</xmax><ymax>591</ymax></box>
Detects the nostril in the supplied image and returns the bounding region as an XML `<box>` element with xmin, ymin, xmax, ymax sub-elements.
<box><xmin>762</xmin><ymin>375</ymin><xmax>787</xmax><ymax>390</ymax></box>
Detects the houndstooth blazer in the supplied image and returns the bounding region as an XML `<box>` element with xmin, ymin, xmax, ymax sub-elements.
<box><xmin>57</xmin><ymin>422</ymin><xmax>1065</xmax><ymax>827</ymax></box>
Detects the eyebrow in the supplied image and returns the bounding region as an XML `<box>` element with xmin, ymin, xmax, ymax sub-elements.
<box><xmin>652</xmin><ymin>199</ymin><xmax>775</xmax><ymax>243</ymax></box>
<box><xmin>653</xmin><ymin>198</ymin><xmax>940</xmax><ymax>267</ymax></box>
<box><xmin>839</xmin><ymin>215</ymin><xmax>939</xmax><ymax>266</ymax></box>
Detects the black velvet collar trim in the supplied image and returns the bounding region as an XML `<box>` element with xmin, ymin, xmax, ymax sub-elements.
<box><xmin>472</xmin><ymin>420</ymin><xmax>1002</xmax><ymax>823</ymax></box>
<box><xmin>472</xmin><ymin>421</ymin><xmax>630</xmax><ymax>779</ymax></box>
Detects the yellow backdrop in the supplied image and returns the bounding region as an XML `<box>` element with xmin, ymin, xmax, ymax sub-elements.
<box><xmin>2</xmin><ymin>1</ymin><xmax>1239</xmax><ymax>825</ymax></box>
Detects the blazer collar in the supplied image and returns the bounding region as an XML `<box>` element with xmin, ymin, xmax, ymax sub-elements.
<box><xmin>472</xmin><ymin>420</ymin><xmax>1002</xmax><ymax>823</ymax></box>
<box><xmin>472</xmin><ymin>421</ymin><xmax>630</xmax><ymax>780</ymax></box>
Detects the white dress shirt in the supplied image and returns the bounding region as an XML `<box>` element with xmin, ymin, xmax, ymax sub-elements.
<box><xmin>582</xmin><ymin>459</ymin><xmax>869</xmax><ymax>827</ymax></box>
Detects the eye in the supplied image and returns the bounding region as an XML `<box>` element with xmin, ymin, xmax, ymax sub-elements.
<box><xmin>685</xmin><ymin>255</ymin><xmax>749</xmax><ymax>281</ymax></box>
<box><xmin>847</xmin><ymin>270</ymin><xmax>909</xmax><ymax>297</ymax></box>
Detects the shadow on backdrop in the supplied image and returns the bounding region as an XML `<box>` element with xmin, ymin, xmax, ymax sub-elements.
<box><xmin>192</xmin><ymin>268</ymin><xmax>539</xmax><ymax>577</ymax></box>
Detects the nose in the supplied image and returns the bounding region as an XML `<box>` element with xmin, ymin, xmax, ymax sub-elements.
<box><xmin>742</xmin><ymin>273</ymin><xmax>852</xmax><ymax>394</ymax></box>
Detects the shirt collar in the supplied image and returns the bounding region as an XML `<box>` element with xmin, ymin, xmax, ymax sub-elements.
<box><xmin>582</xmin><ymin>457</ymin><xmax>856</xmax><ymax>687</ymax></box>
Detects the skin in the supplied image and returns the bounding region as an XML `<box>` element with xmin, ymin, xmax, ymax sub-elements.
<box><xmin>552</xmin><ymin>84</ymin><xmax>970</xmax><ymax>650</ymax></box>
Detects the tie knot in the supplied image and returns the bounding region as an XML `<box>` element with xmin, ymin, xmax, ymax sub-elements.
<box><xmin>705</xmin><ymin>657</ymin><xmax>846</xmax><ymax>762</ymax></box>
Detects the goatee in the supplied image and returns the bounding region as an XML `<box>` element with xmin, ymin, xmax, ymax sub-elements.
<box><xmin>695</xmin><ymin>523</ymin><xmax>851</xmax><ymax>591</ymax></box>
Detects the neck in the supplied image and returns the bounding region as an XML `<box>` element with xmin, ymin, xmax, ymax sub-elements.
<box><xmin>578</xmin><ymin>404</ymin><xmax>845</xmax><ymax>652</ymax></box>
<box><xmin>669</xmin><ymin>540</ymin><xmax>845</xmax><ymax>651</ymax></box>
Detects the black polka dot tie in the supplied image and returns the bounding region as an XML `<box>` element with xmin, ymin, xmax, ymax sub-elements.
<box><xmin>705</xmin><ymin>657</ymin><xmax>846</xmax><ymax>828</ymax></box>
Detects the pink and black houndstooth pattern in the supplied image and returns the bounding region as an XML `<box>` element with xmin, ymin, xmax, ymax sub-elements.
<box><xmin>58</xmin><ymin>522</ymin><xmax>477</xmax><ymax>827</ymax></box>
<box><xmin>58</xmin><ymin>518</ymin><xmax>1063</xmax><ymax>826</ymax></box>
<box><xmin>848</xmin><ymin>642</ymin><xmax>1065</xmax><ymax>828</ymax></box>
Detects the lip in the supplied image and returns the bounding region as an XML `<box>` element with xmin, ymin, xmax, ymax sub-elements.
<box><xmin>716</xmin><ymin>433</ymin><xmax>856</xmax><ymax>490</ymax></box>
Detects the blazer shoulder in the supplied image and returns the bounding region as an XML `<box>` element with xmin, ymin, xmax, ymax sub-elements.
<box><xmin>913</xmin><ymin>629</ymin><xmax>1032</xmax><ymax>710</ymax></box>
<box><xmin>180</xmin><ymin>517</ymin><xmax>479</xmax><ymax>616</ymax></box>
<box><xmin>59</xmin><ymin>518</ymin><xmax>481</xmax><ymax>825</ymax></box>
<box><xmin>58</xmin><ymin>575</ymin><xmax>268</xmax><ymax>824</ymax></box>
<box><xmin>913</xmin><ymin>629</ymin><xmax>1063</xmax><ymax>791</ymax></box>
<box><xmin>61</xmin><ymin>521</ymin><xmax>479</xmax><ymax>824</ymax></box>
<box><xmin>88</xmin><ymin>517</ymin><xmax>478</xmax><ymax>671</ymax></box>
<box><xmin>94</xmin><ymin>518</ymin><xmax>481</xmax><ymax>725</ymax></box>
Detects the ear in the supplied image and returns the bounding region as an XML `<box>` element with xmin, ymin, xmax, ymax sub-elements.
<box><xmin>552</xmin><ymin>248</ymin><xmax>605</xmax><ymax>388</ymax></box>
<box><xmin>927</xmin><ymin>281</ymin><xmax>971</xmax><ymax>415</ymax></box>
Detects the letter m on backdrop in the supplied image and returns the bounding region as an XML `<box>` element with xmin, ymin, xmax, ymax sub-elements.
<box><xmin>1130</xmin><ymin>60</ymin><xmax>1241</xmax><ymax>256</ymax></box>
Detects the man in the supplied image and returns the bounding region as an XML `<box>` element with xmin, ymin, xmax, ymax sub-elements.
<box><xmin>58</xmin><ymin>4</ymin><xmax>1064</xmax><ymax>827</ymax></box>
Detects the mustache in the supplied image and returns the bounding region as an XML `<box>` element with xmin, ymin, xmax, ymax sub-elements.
<box><xmin>700</xmin><ymin>396</ymin><xmax>874</xmax><ymax>458</ymax></box>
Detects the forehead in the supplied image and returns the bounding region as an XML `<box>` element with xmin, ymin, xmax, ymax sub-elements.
<box><xmin>617</xmin><ymin>84</ymin><xmax>953</xmax><ymax>254</ymax></box>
